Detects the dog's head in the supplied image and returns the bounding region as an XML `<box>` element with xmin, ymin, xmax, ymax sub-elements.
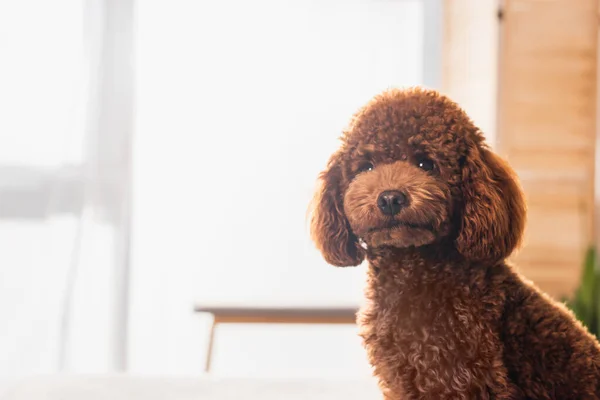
<box><xmin>310</xmin><ymin>88</ymin><xmax>526</xmax><ymax>266</ymax></box>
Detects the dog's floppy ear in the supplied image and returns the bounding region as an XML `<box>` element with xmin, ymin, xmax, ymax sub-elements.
<box><xmin>310</xmin><ymin>154</ymin><xmax>365</xmax><ymax>267</ymax></box>
<box><xmin>456</xmin><ymin>146</ymin><xmax>526</xmax><ymax>263</ymax></box>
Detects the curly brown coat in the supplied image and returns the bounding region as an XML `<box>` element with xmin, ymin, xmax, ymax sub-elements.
<box><xmin>309</xmin><ymin>88</ymin><xmax>600</xmax><ymax>399</ymax></box>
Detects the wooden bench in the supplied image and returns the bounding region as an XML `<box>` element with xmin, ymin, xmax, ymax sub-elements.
<box><xmin>194</xmin><ymin>306</ymin><xmax>358</xmax><ymax>372</ymax></box>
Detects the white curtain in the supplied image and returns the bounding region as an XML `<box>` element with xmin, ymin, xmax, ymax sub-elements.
<box><xmin>0</xmin><ymin>0</ymin><xmax>133</xmax><ymax>375</ymax></box>
<box><xmin>0</xmin><ymin>0</ymin><xmax>436</xmax><ymax>378</ymax></box>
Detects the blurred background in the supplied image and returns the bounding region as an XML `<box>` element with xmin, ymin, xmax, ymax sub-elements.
<box><xmin>0</xmin><ymin>0</ymin><xmax>598</xmax><ymax>398</ymax></box>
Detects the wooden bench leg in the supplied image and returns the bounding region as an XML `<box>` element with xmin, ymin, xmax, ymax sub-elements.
<box><xmin>205</xmin><ymin>318</ymin><xmax>217</xmax><ymax>373</ymax></box>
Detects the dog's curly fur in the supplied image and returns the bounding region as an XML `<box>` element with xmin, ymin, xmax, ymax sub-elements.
<box><xmin>310</xmin><ymin>88</ymin><xmax>600</xmax><ymax>399</ymax></box>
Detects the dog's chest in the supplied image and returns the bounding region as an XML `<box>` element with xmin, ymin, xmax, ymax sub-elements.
<box><xmin>358</xmin><ymin>264</ymin><xmax>497</xmax><ymax>398</ymax></box>
<box><xmin>361</xmin><ymin>279</ymin><xmax>478</xmax><ymax>357</ymax></box>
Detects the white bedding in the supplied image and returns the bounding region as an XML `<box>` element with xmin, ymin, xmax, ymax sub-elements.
<box><xmin>0</xmin><ymin>375</ymin><xmax>382</xmax><ymax>400</ymax></box>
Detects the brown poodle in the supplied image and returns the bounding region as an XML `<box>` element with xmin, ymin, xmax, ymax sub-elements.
<box><xmin>309</xmin><ymin>88</ymin><xmax>600</xmax><ymax>399</ymax></box>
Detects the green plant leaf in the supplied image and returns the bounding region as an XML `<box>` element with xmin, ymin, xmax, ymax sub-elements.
<box><xmin>579</xmin><ymin>248</ymin><xmax>596</xmax><ymax>310</ymax></box>
<box><xmin>565</xmin><ymin>246</ymin><xmax>598</xmax><ymax>336</ymax></box>
<box><xmin>595</xmin><ymin>278</ymin><xmax>600</xmax><ymax>336</ymax></box>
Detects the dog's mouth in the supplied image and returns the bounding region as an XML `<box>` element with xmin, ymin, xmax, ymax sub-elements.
<box><xmin>366</xmin><ymin>219</ymin><xmax>434</xmax><ymax>234</ymax></box>
<box><xmin>360</xmin><ymin>219</ymin><xmax>436</xmax><ymax>248</ymax></box>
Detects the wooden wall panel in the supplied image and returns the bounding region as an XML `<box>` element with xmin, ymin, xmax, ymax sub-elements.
<box><xmin>442</xmin><ymin>0</ymin><xmax>499</xmax><ymax>144</ymax></box>
<box><xmin>497</xmin><ymin>0</ymin><xmax>598</xmax><ymax>298</ymax></box>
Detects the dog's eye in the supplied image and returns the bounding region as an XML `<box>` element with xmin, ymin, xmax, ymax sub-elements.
<box><xmin>416</xmin><ymin>157</ymin><xmax>435</xmax><ymax>172</ymax></box>
<box><xmin>357</xmin><ymin>162</ymin><xmax>374</xmax><ymax>173</ymax></box>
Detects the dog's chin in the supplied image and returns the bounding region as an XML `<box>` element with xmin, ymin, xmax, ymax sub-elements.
<box><xmin>361</xmin><ymin>225</ymin><xmax>436</xmax><ymax>248</ymax></box>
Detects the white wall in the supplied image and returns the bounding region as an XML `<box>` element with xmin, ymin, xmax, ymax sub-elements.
<box><xmin>129</xmin><ymin>0</ymin><xmax>426</xmax><ymax>376</ymax></box>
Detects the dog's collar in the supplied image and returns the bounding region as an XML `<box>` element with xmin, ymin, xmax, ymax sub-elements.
<box><xmin>358</xmin><ymin>237</ymin><xmax>368</xmax><ymax>250</ymax></box>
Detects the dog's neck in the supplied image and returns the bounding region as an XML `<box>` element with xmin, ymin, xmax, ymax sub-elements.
<box><xmin>364</xmin><ymin>242</ymin><xmax>488</xmax><ymax>297</ymax></box>
<box><xmin>366</xmin><ymin>241</ymin><xmax>461</xmax><ymax>269</ymax></box>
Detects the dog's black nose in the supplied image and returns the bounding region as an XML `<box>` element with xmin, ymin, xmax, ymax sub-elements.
<box><xmin>377</xmin><ymin>191</ymin><xmax>407</xmax><ymax>216</ymax></box>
